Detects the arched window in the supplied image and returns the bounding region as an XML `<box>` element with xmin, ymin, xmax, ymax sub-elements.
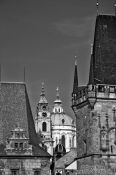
<box><xmin>62</xmin><ymin>119</ymin><xmax>65</xmax><ymax>124</ymax></box>
<box><xmin>61</xmin><ymin>135</ymin><xmax>65</xmax><ymax>147</ymax></box>
<box><xmin>42</xmin><ymin>122</ymin><xmax>47</xmax><ymax>132</ymax></box>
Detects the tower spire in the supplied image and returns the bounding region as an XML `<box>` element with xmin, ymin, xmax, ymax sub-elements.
<box><xmin>96</xmin><ymin>0</ymin><xmax>99</xmax><ymax>16</ymax></box>
<box><xmin>73</xmin><ymin>56</ymin><xmax>78</xmax><ymax>94</ymax></box>
<box><xmin>38</xmin><ymin>82</ymin><xmax>48</xmax><ymax>104</ymax></box>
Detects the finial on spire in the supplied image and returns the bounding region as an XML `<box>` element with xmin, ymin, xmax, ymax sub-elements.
<box><xmin>74</xmin><ymin>56</ymin><xmax>77</xmax><ymax>66</ymax></box>
<box><xmin>56</xmin><ymin>87</ymin><xmax>60</xmax><ymax>99</ymax></box>
<box><xmin>114</xmin><ymin>0</ymin><xmax>116</xmax><ymax>16</ymax></box>
<box><xmin>96</xmin><ymin>0</ymin><xmax>99</xmax><ymax>16</ymax></box>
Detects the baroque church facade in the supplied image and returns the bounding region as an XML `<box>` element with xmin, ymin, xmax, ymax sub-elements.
<box><xmin>35</xmin><ymin>83</ymin><xmax>76</xmax><ymax>155</ymax></box>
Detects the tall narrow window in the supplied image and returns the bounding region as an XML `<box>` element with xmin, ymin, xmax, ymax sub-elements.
<box><xmin>61</xmin><ymin>135</ymin><xmax>65</xmax><ymax>147</ymax></box>
<box><xmin>42</xmin><ymin>122</ymin><xmax>47</xmax><ymax>132</ymax></box>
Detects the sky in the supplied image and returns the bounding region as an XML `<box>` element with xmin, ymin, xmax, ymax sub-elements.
<box><xmin>0</xmin><ymin>0</ymin><xmax>115</xmax><ymax>118</ymax></box>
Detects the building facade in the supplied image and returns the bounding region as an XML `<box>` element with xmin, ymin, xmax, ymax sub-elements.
<box><xmin>0</xmin><ymin>82</ymin><xmax>51</xmax><ymax>175</ymax></box>
<box><xmin>35</xmin><ymin>85</ymin><xmax>76</xmax><ymax>155</ymax></box>
<box><xmin>72</xmin><ymin>14</ymin><xmax>116</xmax><ymax>174</ymax></box>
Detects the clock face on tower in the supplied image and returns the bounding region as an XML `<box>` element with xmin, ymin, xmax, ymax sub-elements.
<box><xmin>42</xmin><ymin>112</ymin><xmax>47</xmax><ymax>117</ymax></box>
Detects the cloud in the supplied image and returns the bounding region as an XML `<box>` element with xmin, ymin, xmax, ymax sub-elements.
<box><xmin>53</xmin><ymin>16</ymin><xmax>95</xmax><ymax>38</ymax></box>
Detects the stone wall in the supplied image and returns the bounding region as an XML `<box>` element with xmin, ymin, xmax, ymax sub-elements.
<box><xmin>0</xmin><ymin>157</ymin><xmax>50</xmax><ymax>175</ymax></box>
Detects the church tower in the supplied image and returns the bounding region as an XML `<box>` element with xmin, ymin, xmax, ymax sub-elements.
<box><xmin>35</xmin><ymin>83</ymin><xmax>53</xmax><ymax>155</ymax></box>
<box><xmin>72</xmin><ymin>12</ymin><xmax>116</xmax><ymax>174</ymax></box>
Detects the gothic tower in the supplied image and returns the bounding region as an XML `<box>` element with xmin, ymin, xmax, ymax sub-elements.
<box><xmin>35</xmin><ymin>83</ymin><xmax>53</xmax><ymax>155</ymax></box>
<box><xmin>72</xmin><ymin>14</ymin><xmax>116</xmax><ymax>174</ymax></box>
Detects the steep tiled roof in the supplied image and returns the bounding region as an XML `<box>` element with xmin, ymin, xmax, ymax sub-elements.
<box><xmin>0</xmin><ymin>82</ymin><xmax>50</xmax><ymax>157</ymax></box>
<box><xmin>89</xmin><ymin>15</ymin><xmax>116</xmax><ymax>85</ymax></box>
<box><xmin>55</xmin><ymin>148</ymin><xmax>77</xmax><ymax>168</ymax></box>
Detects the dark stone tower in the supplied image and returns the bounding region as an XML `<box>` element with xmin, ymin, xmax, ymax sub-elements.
<box><xmin>72</xmin><ymin>15</ymin><xmax>116</xmax><ymax>174</ymax></box>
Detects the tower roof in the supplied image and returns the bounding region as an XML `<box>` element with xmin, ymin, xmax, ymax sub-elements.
<box><xmin>89</xmin><ymin>15</ymin><xmax>116</xmax><ymax>85</ymax></box>
<box><xmin>0</xmin><ymin>82</ymin><xmax>50</xmax><ymax>157</ymax></box>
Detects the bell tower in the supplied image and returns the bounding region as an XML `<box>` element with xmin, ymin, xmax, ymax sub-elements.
<box><xmin>35</xmin><ymin>83</ymin><xmax>53</xmax><ymax>155</ymax></box>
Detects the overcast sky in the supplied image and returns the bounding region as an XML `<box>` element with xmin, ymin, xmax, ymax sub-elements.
<box><xmin>0</xmin><ymin>0</ymin><xmax>115</xmax><ymax>118</ymax></box>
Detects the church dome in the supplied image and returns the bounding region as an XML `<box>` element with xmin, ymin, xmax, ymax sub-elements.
<box><xmin>51</xmin><ymin>87</ymin><xmax>75</xmax><ymax>127</ymax></box>
<box><xmin>51</xmin><ymin>113</ymin><xmax>74</xmax><ymax>126</ymax></box>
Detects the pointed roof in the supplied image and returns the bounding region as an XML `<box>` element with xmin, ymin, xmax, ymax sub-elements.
<box><xmin>39</xmin><ymin>82</ymin><xmax>48</xmax><ymax>104</ymax></box>
<box><xmin>73</xmin><ymin>57</ymin><xmax>78</xmax><ymax>94</ymax></box>
<box><xmin>0</xmin><ymin>82</ymin><xmax>50</xmax><ymax>157</ymax></box>
<box><xmin>88</xmin><ymin>15</ymin><xmax>116</xmax><ymax>85</ymax></box>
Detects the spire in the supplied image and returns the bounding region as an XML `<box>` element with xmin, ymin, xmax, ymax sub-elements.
<box><xmin>38</xmin><ymin>82</ymin><xmax>48</xmax><ymax>104</ymax></box>
<box><xmin>73</xmin><ymin>56</ymin><xmax>78</xmax><ymax>94</ymax></box>
<box><xmin>114</xmin><ymin>0</ymin><xmax>116</xmax><ymax>16</ymax></box>
<box><xmin>96</xmin><ymin>0</ymin><xmax>99</xmax><ymax>16</ymax></box>
<box><xmin>53</xmin><ymin>87</ymin><xmax>63</xmax><ymax>113</ymax></box>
